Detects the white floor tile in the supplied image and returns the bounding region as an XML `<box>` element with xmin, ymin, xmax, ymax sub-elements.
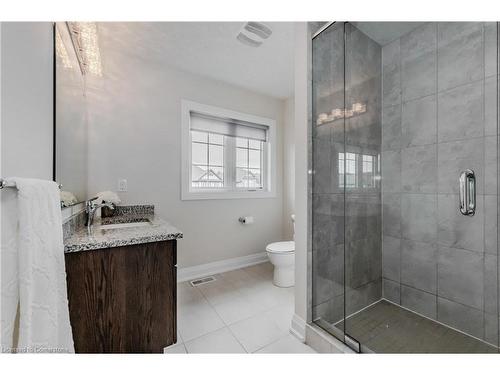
<box><xmin>212</xmin><ymin>294</ymin><xmax>263</xmax><ymax>325</ymax></box>
<box><xmin>164</xmin><ymin>343</ymin><xmax>187</xmax><ymax>354</ymax></box>
<box><xmin>175</xmin><ymin>263</ymin><xmax>300</xmax><ymax>354</ymax></box>
<box><xmin>184</xmin><ymin>327</ymin><xmax>246</xmax><ymax>353</ymax></box>
<box><xmin>228</xmin><ymin>311</ymin><xmax>287</xmax><ymax>353</ymax></box>
<box><xmin>177</xmin><ymin>282</ymin><xmax>205</xmax><ymax>305</ymax></box>
<box><xmin>256</xmin><ymin>334</ymin><xmax>316</xmax><ymax>353</ymax></box>
<box><xmin>177</xmin><ymin>301</ymin><xmax>225</xmax><ymax>342</ymax></box>
<box><xmin>196</xmin><ymin>279</ymin><xmax>243</xmax><ymax>306</ymax></box>
<box><xmin>240</xmin><ymin>282</ymin><xmax>294</xmax><ymax>312</ymax></box>
<box><xmin>264</xmin><ymin>304</ymin><xmax>295</xmax><ymax>333</ymax></box>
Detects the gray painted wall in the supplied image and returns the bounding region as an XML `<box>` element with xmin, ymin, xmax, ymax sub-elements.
<box><xmin>1</xmin><ymin>22</ymin><xmax>54</xmax><ymax>347</ymax></box>
<box><xmin>83</xmin><ymin>47</ymin><xmax>288</xmax><ymax>269</ymax></box>
<box><xmin>381</xmin><ymin>22</ymin><xmax>499</xmax><ymax>345</ymax></box>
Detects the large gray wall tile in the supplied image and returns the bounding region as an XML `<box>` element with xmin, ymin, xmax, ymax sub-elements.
<box><xmin>401</xmin><ymin>23</ymin><xmax>437</xmax><ymax>62</ymax></box>
<box><xmin>383</xmin><ymin>278</ymin><xmax>401</xmax><ymax>304</ymax></box>
<box><xmin>401</xmin><ymin>95</ymin><xmax>437</xmax><ymax>147</ymax></box>
<box><xmin>485</xmin><ymin>77</ymin><xmax>498</xmax><ymax>137</ymax></box>
<box><xmin>382</xmin><ymin>193</ymin><xmax>401</xmax><ymax>237</ymax></box>
<box><xmin>438</xmin><ymin>246</ymin><xmax>484</xmax><ymax>309</ymax></box>
<box><xmin>383</xmin><ymin>38</ymin><xmax>400</xmax><ymax>68</ymax></box>
<box><xmin>382</xmin><ymin>104</ymin><xmax>401</xmax><ymax>150</ymax></box>
<box><xmin>345</xmin><ymin>194</ymin><xmax>381</xmax><ymax>241</ymax></box>
<box><xmin>401</xmin><ymin>285</ymin><xmax>437</xmax><ymax>319</ymax></box>
<box><xmin>313</xmin><ymin>193</ymin><xmax>345</xmax><ymax>255</ymax></box>
<box><xmin>346</xmin><ymin>279</ymin><xmax>382</xmax><ymax>316</ymax></box>
<box><xmin>401</xmin><ymin>194</ymin><xmax>437</xmax><ymax>242</ymax></box>
<box><xmin>484</xmin><ymin>136</ymin><xmax>497</xmax><ymax>196</ymax></box>
<box><xmin>437</xmin><ymin>194</ymin><xmax>484</xmax><ymax>252</ymax></box>
<box><xmin>438</xmin><ymin>297</ymin><xmax>484</xmax><ymax>339</ymax></box>
<box><xmin>437</xmin><ymin>22</ymin><xmax>484</xmax><ymax>42</ymax></box>
<box><xmin>484</xmin><ymin>313</ymin><xmax>499</xmax><ymax>346</ymax></box>
<box><xmin>401</xmin><ymin>52</ymin><xmax>437</xmax><ymax>102</ymax></box>
<box><xmin>313</xmin><ymin>138</ymin><xmax>332</xmax><ymax>194</ymax></box>
<box><xmin>401</xmin><ymin>144</ymin><xmax>437</xmax><ymax>193</ymax></box>
<box><xmin>401</xmin><ymin>240</ymin><xmax>437</xmax><ymax>293</ymax></box>
<box><xmin>347</xmin><ymin>237</ymin><xmax>382</xmax><ymax>289</ymax></box>
<box><xmin>383</xmin><ymin>61</ymin><xmax>401</xmax><ymax>108</ymax></box>
<box><xmin>484</xmin><ymin>23</ymin><xmax>498</xmax><ymax>78</ymax></box>
<box><xmin>437</xmin><ymin>23</ymin><xmax>483</xmax><ymax>91</ymax></box>
<box><xmin>485</xmin><ymin>195</ymin><xmax>498</xmax><ymax>255</ymax></box>
<box><xmin>400</xmin><ymin>23</ymin><xmax>437</xmax><ymax>102</ymax></box>
<box><xmin>437</xmin><ymin>81</ymin><xmax>484</xmax><ymax>143</ymax></box>
<box><xmin>382</xmin><ymin>149</ymin><xmax>401</xmax><ymax>193</ymax></box>
<box><xmin>484</xmin><ymin>254</ymin><xmax>498</xmax><ymax>315</ymax></box>
<box><xmin>382</xmin><ymin>236</ymin><xmax>400</xmax><ymax>281</ymax></box>
<box><xmin>437</xmin><ymin>138</ymin><xmax>484</xmax><ymax>195</ymax></box>
<box><xmin>314</xmin><ymin>244</ymin><xmax>344</xmax><ymax>299</ymax></box>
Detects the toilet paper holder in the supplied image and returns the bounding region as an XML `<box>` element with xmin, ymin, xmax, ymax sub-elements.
<box><xmin>238</xmin><ymin>216</ymin><xmax>254</xmax><ymax>224</ymax></box>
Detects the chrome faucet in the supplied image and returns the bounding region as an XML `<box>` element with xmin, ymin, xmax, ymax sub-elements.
<box><xmin>85</xmin><ymin>197</ymin><xmax>115</xmax><ymax>233</ymax></box>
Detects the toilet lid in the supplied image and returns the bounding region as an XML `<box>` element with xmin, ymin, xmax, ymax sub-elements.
<box><xmin>266</xmin><ymin>241</ymin><xmax>295</xmax><ymax>253</ymax></box>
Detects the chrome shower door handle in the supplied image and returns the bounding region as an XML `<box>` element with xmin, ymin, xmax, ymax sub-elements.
<box><xmin>459</xmin><ymin>169</ymin><xmax>475</xmax><ymax>216</ymax></box>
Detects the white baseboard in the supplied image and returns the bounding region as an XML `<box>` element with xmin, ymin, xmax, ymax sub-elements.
<box><xmin>177</xmin><ymin>252</ymin><xmax>268</xmax><ymax>283</ymax></box>
<box><xmin>290</xmin><ymin>314</ymin><xmax>307</xmax><ymax>342</ymax></box>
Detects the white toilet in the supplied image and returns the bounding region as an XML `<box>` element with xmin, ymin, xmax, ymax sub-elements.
<box><xmin>266</xmin><ymin>215</ymin><xmax>295</xmax><ymax>287</ymax></box>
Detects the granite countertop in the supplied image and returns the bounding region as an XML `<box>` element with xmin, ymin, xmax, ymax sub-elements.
<box><xmin>64</xmin><ymin>214</ymin><xmax>183</xmax><ymax>253</ymax></box>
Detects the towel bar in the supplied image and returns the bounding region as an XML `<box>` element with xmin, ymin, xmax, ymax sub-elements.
<box><xmin>0</xmin><ymin>178</ymin><xmax>62</xmax><ymax>190</ymax></box>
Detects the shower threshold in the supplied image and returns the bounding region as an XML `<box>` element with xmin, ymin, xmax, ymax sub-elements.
<box><xmin>324</xmin><ymin>300</ymin><xmax>498</xmax><ymax>353</ymax></box>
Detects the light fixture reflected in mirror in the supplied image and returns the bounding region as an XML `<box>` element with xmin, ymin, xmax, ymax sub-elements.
<box><xmin>55</xmin><ymin>25</ymin><xmax>72</xmax><ymax>69</ymax></box>
<box><xmin>67</xmin><ymin>22</ymin><xmax>103</xmax><ymax>76</ymax></box>
<box><xmin>316</xmin><ymin>102</ymin><xmax>367</xmax><ymax>126</ymax></box>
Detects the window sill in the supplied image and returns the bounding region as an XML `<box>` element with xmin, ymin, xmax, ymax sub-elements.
<box><xmin>181</xmin><ymin>190</ymin><xmax>276</xmax><ymax>201</ymax></box>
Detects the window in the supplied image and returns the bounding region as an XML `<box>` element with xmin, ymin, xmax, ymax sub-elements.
<box><xmin>338</xmin><ymin>152</ymin><xmax>380</xmax><ymax>189</ymax></box>
<box><xmin>236</xmin><ymin>138</ymin><xmax>264</xmax><ymax>189</ymax></box>
<box><xmin>191</xmin><ymin>131</ymin><xmax>225</xmax><ymax>188</ymax></box>
<box><xmin>182</xmin><ymin>100</ymin><xmax>276</xmax><ymax>200</ymax></box>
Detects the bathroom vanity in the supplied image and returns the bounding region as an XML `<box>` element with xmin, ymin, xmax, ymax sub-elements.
<box><xmin>63</xmin><ymin>206</ymin><xmax>182</xmax><ymax>353</ymax></box>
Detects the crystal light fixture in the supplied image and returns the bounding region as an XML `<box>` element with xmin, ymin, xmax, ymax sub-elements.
<box><xmin>67</xmin><ymin>22</ymin><xmax>102</xmax><ymax>76</ymax></box>
<box><xmin>56</xmin><ymin>26</ymin><xmax>72</xmax><ymax>69</ymax></box>
<box><xmin>316</xmin><ymin>102</ymin><xmax>367</xmax><ymax>126</ymax></box>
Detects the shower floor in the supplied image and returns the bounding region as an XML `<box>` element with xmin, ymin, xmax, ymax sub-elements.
<box><xmin>335</xmin><ymin>300</ymin><xmax>498</xmax><ymax>353</ymax></box>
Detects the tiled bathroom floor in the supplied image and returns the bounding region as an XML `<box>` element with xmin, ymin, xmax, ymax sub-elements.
<box><xmin>337</xmin><ymin>300</ymin><xmax>498</xmax><ymax>353</ymax></box>
<box><xmin>164</xmin><ymin>262</ymin><xmax>315</xmax><ymax>353</ymax></box>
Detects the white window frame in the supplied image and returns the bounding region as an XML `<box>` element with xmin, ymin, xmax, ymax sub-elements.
<box><xmin>181</xmin><ymin>100</ymin><xmax>276</xmax><ymax>200</ymax></box>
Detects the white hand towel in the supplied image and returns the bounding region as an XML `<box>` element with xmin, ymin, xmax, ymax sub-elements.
<box><xmin>2</xmin><ymin>178</ymin><xmax>74</xmax><ymax>353</ymax></box>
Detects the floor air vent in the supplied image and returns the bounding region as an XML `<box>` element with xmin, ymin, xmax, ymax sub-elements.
<box><xmin>190</xmin><ymin>276</ymin><xmax>216</xmax><ymax>287</ymax></box>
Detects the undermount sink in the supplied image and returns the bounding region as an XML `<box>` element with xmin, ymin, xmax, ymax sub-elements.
<box><xmin>100</xmin><ymin>221</ymin><xmax>152</xmax><ymax>230</ymax></box>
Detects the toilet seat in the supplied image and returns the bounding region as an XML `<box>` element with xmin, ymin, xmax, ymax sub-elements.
<box><xmin>266</xmin><ymin>241</ymin><xmax>295</xmax><ymax>254</ymax></box>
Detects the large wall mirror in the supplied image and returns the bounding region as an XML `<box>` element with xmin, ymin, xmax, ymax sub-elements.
<box><xmin>54</xmin><ymin>22</ymin><xmax>91</xmax><ymax>206</ymax></box>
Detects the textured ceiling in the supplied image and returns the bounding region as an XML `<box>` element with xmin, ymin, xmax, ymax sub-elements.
<box><xmin>96</xmin><ymin>22</ymin><xmax>295</xmax><ymax>99</ymax></box>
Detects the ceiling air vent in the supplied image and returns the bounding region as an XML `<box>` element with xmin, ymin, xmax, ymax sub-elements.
<box><xmin>236</xmin><ymin>22</ymin><xmax>272</xmax><ymax>48</ymax></box>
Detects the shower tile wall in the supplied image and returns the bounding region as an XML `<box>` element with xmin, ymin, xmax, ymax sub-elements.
<box><xmin>381</xmin><ymin>22</ymin><xmax>499</xmax><ymax>346</ymax></box>
<box><xmin>345</xmin><ymin>25</ymin><xmax>382</xmax><ymax>316</ymax></box>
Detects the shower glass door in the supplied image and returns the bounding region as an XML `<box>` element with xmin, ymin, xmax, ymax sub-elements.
<box><xmin>312</xmin><ymin>21</ymin><xmax>500</xmax><ymax>353</ymax></box>
<box><xmin>311</xmin><ymin>21</ymin><xmax>347</xmax><ymax>342</ymax></box>
<box><xmin>342</xmin><ymin>22</ymin><xmax>383</xmax><ymax>352</ymax></box>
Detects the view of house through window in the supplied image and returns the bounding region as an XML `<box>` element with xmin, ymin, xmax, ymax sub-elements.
<box><xmin>236</xmin><ymin>138</ymin><xmax>263</xmax><ymax>189</ymax></box>
<box><xmin>191</xmin><ymin>131</ymin><xmax>225</xmax><ymax>188</ymax></box>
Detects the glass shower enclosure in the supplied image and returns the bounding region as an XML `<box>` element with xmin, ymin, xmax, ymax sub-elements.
<box><xmin>311</xmin><ymin>22</ymin><xmax>499</xmax><ymax>353</ymax></box>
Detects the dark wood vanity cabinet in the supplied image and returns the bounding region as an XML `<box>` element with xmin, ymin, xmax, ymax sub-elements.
<box><xmin>64</xmin><ymin>240</ymin><xmax>177</xmax><ymax>353</ymax></box>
